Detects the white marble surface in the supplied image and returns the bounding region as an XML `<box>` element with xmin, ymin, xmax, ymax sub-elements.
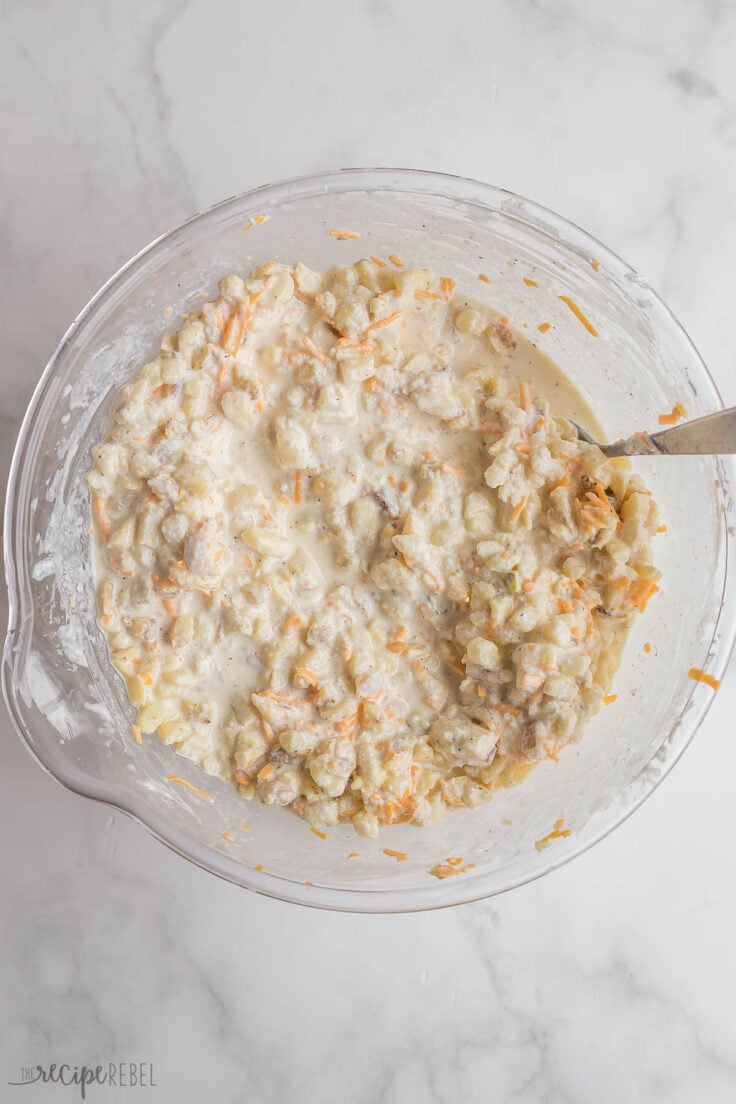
<box><xmin>2</xmin><ymin>1</ymin><xmax>736</xmax><ymax>1100</ymax></box>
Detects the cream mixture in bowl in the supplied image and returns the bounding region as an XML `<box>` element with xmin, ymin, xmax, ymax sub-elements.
<box><xmin>86</xmin><ymin>255</ymin><xmax>660</xmax><ymax>839</ymax></box>
<box><xmin>6</xmin><ymin>170</ymin><xmax>732</xmax><ymax>910</ymax></box>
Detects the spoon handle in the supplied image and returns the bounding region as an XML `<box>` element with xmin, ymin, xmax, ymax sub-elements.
<box><xmin>604</xmin><ymin>406</ymin><xmax>736</xmax><ymax>457</ymax></box>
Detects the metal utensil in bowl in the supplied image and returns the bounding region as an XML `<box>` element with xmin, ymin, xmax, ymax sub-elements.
<box><xmin>572</xmin><ymin>406</ymin><xmax>736</xmax><ymax>457</ymax></box>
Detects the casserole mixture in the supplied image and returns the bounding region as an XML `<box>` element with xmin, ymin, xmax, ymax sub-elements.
<box><xmin>87</xmin><ymin>258</ymin><xmax>660</xmax><ymax>837</ymax></box>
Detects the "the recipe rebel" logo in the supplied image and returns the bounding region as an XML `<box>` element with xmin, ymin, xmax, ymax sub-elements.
<box><xmin>8</xmin><ymin>1062</ymin><xmax>157</xmax><ymax>1098</ymax></box>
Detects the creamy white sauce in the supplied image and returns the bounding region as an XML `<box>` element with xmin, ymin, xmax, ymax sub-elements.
<box><xmin>86</xmin><ymin>259</ymin><xmax>659</xmax><ymax>837</ymax></box>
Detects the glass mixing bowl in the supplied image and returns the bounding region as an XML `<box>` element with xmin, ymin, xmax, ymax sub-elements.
<box><xmin>4</xmin><ymin>169</ymin><xmax>735</xmax><ymax>911</ymax></box>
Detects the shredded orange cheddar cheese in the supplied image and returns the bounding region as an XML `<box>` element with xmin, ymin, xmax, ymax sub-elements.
<box><xmin>509</xmin><ymin>495</ymin><xmax>528</xmax><ymax>524</ymax></box>
<box><xmin>365</xmin><ymin>309</ymin><xmax>403</xmax><ymax>333</ymax></box>
<box><xmin>303</xmin><ymin>335</ymin><xmax>332</xmax><ymax>365</ymax></box>
<box><xmin>221</xmin><ymin>303</ymin><xmax>248</xmax><ymax>356</ymax></box>
<box><xmin>658</xmin><ymin>403</ymin><xmax>686</xmax><ymax>426</ymax></box>
<box><xmin>92</xmin><ymin>497</ymin><xmax>111</xmax><ymax>542</ymax></box>
<box><xmin>383</xmin><ymin>848</ymin><xmax>409</xmax><ymax>861</ymax></box>
<box><xmin>166</xmin><ymin>776</ymin><xmax>214</xmax><ymax>802</ymax></box>
<box><xmin>535</xmin><ymin>818</ymin><xmax>571</xmax><ymax>851</ymax></box>
<box><xmin>559</xmin><ymin>295</ymin><xmax>599</xmax><ymax>337</ymax></box>
<box><xmin>329</xmin><ymin>228</ymin><xmax>361</xmax><ymax>240</ymax></box>
<box><xmin>628</xmin><ymin>578</ymin><xmax>659</xmax><ymax>612</ymax></box>
<box><xmin>688</xmin><ymin>667</ymin><xmax>721</xmax><ymax>691</ymax></box>
<box><xmin>429</xmin><ymin>858</ymin><xmax>476</xmax><ymax>879</ymax></box>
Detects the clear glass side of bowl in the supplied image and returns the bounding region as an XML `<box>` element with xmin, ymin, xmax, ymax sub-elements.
<box><xmin>4</xmin><ymin>169</ymin><xmax>735</xmax><ymax>911</ymax></box>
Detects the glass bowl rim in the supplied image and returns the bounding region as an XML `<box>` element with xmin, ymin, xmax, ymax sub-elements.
<box><xmin>4</xmin><ymin>166</ymin><xmax>735</xmax><ymax>912</ymax></box>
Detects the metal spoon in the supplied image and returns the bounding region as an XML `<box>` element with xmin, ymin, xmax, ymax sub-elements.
<box><xmin>571</xmin><ymin>406</ymin><xmax>736</xmax><ymax>458</ymax></box>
